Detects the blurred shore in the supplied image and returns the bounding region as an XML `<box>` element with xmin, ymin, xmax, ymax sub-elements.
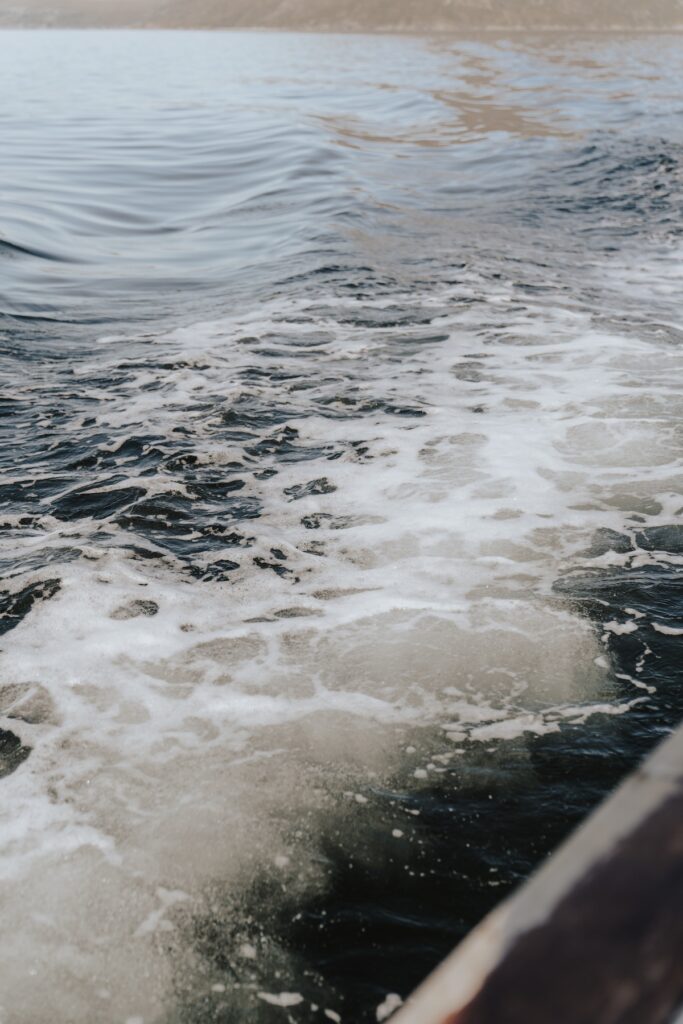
<box><xmin>1</xmin><ymin>0</ymin><xmax>682</xmax><ymax>31</ymax></box>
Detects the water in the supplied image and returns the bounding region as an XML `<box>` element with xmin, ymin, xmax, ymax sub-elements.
<box><xmin>1</xmin><ymin>28</ymin><xmax>683</xmax><ymax>1024</ymax></box>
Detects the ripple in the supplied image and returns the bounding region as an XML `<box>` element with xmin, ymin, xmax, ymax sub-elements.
<box><xmin>1</xmin><ymin>28</ymin><xmax>683</xmax><ymax>1024</ymax></box>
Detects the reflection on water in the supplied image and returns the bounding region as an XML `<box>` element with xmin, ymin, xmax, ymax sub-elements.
<box><xmin>0</xmin><ymin>28</ymin><xmax>682</xmax><ymax>1024</ymax></box>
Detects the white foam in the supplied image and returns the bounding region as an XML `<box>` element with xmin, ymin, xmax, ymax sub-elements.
<box><xmin>1</xmin><ymin>243</ymin><xmax>681</xmax><ymax>1018</ymax></box>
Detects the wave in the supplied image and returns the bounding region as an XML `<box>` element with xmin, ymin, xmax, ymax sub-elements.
<box><xmin>0</xmin><ymin>235</ymin><xmax>68</xmax><ymax>262</ymax></box>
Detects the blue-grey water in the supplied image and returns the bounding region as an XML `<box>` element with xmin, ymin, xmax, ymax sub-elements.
<box><xmin>1</xmin><ymin>28</ymin><xmax>683</xmax><ymax>1024</ymax></box>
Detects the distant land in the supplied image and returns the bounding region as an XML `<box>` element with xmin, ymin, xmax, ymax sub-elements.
<box><xmin>1</xmin><ymin>0</ymin><xmax>682</xmax><ymax>31</ymax></box>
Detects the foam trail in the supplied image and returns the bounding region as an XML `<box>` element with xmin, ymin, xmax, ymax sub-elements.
<box><xmin>2</xmin><ymin>241</ymin><xmax>681</xmax><ymax>1019</ymax></box>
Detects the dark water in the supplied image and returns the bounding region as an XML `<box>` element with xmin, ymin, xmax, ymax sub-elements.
<box><xmin>1</xmin><ymin>29</ymin><xmax>682</xmax><ymax>1024</ymax></box>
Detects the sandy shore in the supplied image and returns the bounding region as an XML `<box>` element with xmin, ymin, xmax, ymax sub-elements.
<box><xmin>1</xmin><ymin>0</ymin><xmax>682</xmax><ymax>31</ymax></box>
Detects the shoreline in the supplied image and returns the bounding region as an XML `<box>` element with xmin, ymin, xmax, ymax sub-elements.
<box><xmin>2</xmin><ymin>0</ymin><xmax>682</xmax><ymax>34</ymax></box>
<box><xmin>1</xmin><ymin>23</ymin><xmax>682</xmax><ymax>34</ymax></box>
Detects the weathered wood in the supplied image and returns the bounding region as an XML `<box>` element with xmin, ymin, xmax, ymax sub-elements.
<box><xmin>393</xmin><ymin>727</ymin><xmax>683</xmax><ymax>1024</ymax></box>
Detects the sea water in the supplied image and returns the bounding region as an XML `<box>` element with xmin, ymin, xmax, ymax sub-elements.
<box><xmin>1</xmin><ymin>28</ymin><xmax>682</xmax><ymax>1023</ymax></box>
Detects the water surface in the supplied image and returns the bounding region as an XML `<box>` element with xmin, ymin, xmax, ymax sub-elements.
<box><xmin>1</xmin><ymin>29</ymin><xmax>683</xmax><ymax>1024</ymax></box>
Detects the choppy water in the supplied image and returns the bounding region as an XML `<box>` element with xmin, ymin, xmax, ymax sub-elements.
<box><xmin>1</xmin><ymin>28</ymin><xmax>683</xmax><ymax>1024</ymax></box>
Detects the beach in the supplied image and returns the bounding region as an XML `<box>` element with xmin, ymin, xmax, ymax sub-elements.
<box><xmin>2</xmin><ymin>0</ymin><xmax>683</xmax><ymax>30</ymax></box>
